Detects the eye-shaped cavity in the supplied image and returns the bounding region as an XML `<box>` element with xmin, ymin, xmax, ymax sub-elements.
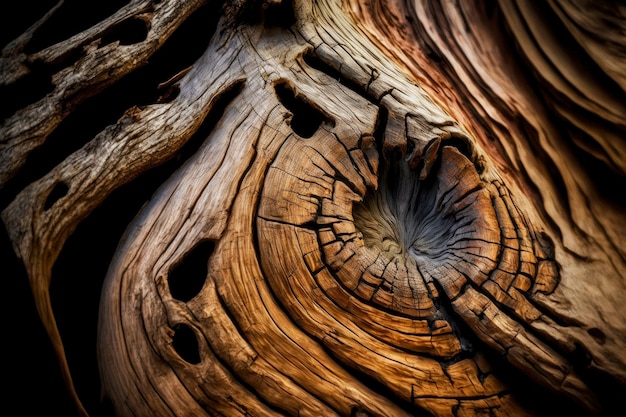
<box><xmin>167</xmin><ymin>240</ymin><xmax>215</xmax><ymax>302</ymax></box>
<box><xmin>171</xmin><ymin>323</ymin><xmax>201</xmax><ymax>365</ymax></box>
<box><xmin>44</xmin><ymin>181</ymin><xmax>70</xmax><ymax>210</ymax></box>
<box><xmin>274</xmin><ymin>80</ymin><xmax>334</xmax><ymax>138</ymax></box>
<box><xmin>100</xmin><ymin>17</ymin><xmax>150</xmax><ymax>47</ymax></box>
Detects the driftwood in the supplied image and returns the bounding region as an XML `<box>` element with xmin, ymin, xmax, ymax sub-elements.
<box><xmin>2</xmin><ymin>0</ymin><xmax>625</xmax><ymax>416</ymax></box>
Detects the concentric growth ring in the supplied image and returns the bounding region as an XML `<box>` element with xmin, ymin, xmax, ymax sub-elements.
<box><xmin>254</xmin><ymin>74</ymin><xmax>582</xmax><ymax>413</ymax></box>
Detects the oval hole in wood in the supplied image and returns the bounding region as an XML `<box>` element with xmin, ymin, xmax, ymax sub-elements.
<box><xmin>44</xmin><ymin>181</ymin><xmax>69</xmax><ymax>210</ymax></box>
<box><xmin>100</xmin><ymin>17</ymin><xmax>149</xmax><ymax>47</ymax></box>
<box><xmin>172</xmin><ymin>323</ymin><xmax>201</xmax><ymax>365</ymax></box>
<box><xmin>587</xmin><ymin>328</ymin><xmax>606</xmax><ymax>345</ymax></box>
<box><xmin>167</xmin><ymin>240</ymin><xmax>214</xmax><ymax>302</ymax></box>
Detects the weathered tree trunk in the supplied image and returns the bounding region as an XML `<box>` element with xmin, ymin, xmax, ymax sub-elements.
<box><xmin>2</xmin><ymin>0</ymin><xmax>625</xmax><ymax>416</ymax></box>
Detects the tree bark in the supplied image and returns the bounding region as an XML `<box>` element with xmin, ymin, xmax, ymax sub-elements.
<box><xmin>1</xmin><ymin>0</ymin><xmax>625</xmax><ymax>416</ymax></box>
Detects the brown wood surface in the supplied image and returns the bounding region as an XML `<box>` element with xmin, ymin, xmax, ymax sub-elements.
<box><xmin>1</xmin><ymin>0</ymin><xmax>624</xmax><ymax>416</ymax></box>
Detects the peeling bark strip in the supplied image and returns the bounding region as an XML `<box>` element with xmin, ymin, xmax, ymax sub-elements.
<box><xmin>1</xmin><ymin>0</ymin><xmax>625</xmax><ymax>416</ymax></box>
<box><xmin>0</xmin><ymin>0</ymin><xmax>211</xmax><ymax>188</ymax></box>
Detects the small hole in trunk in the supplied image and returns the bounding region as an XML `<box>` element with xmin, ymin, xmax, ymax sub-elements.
<box><xmin>167</xmin><ymin>240</ymin><xmax>215</xmax><ymax>302</ymax></box>
<box><xmin>44</xmin><ymin>182</ymin><xmax>69</xmax><ymax>210</ymax></box>
<box><xmin>172</xmin><ymin>324</ymin><xmax>201</xmax><ymax>364</ymax></box>
<box><xmin>100</xmin><ymin>17</ymin><xmax>149</xmax><ymax>47</ymax></box>
<box><xmin>274</xmin><ymin>80</ymin><xmax>333</xmax><ymax>138</ymax></box>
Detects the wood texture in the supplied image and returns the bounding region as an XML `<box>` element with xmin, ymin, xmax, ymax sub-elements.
<box><xmin>1</xmin><ymin>0</ymin><xmax>624</xmax><ymax>416</ymax></box>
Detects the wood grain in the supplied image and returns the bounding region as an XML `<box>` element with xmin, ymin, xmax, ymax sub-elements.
<box><xmin>1</xmin><ymin>0</ymin><xmax>624</xmax><ymax>416</ymax></box>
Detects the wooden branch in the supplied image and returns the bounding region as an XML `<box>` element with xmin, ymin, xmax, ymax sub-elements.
<box><xmin>0</xmin><ymin>0</ymin><xmax>209</xmax><ymax>187</ymax></box>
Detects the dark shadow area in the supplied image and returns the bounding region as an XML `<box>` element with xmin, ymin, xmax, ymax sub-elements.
<box><xmin>263</xmin><ymin>0</ymin><xmax>296</xmax><ymax>27</ymax></box>
<box><xmin>0</xmin><ymin>68</ymin><xmax>55</xmax><ymax>121</ymax></box>
<box><xmin>0</xmin><ymin>0</ymin><xmax>60</xmax><ymax>47</ymax></box>
<box><xmin>49</xmin><ymin>162</ymin><xmax>175</xmax><ymax>417</ymax></box>
<box><xmin>1</xmin><ymin>222</ymin><xmax>83</xmax><ymax>417</ymax></box>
